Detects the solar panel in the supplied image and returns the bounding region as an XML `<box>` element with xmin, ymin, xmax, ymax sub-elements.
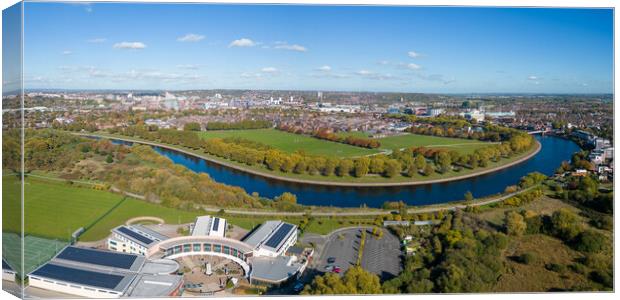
<box><xmin>264</xmin><ymin>223</ymin><xmax>294</xmax><ymax>249</ymax></box>
<box><xmin>31</xmin><ymin>264</ymin><xmax>125</xmax><ymax>290</ymax></box>
<box><xmin>57</xmin><ymin>247</ymin><xmax>137</xmax><ymax>270</ymax></box>
<box><xmin>212</xmin><ymin>218</ymin><xmax>220</xmax><ymax>231</ymax></box>
<box><xmin>118</xmin><ymin>226</ymin><xmax>154</xmax><ymax>245</ymax></box>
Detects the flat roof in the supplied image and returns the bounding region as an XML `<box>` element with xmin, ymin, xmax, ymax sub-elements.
<box><xmin>243</xmin><ymin>221</ymin><xmax>297</xmax><ymax>253</ymax></box>
<box><xmin>55</xmin><ymin>246</ymin><xmax>144</xmax><ymax>272</ymax></box>
<box><xmin>250</xmin><ymin>256</ymin><xmax>303</xmax><ymax>284</ymax></box>
<box><xmin>2</xmin><ymin>258</ymin><xmax>14</xmax><ymax>272</ymax></box>
<box><xmin>30</xmin><ymin>263</ymin><xmax>136</xmax><ymax>293</ymax></box>
<box><xmin>126</xmin><ymin>274</ymin><xmax>183</xmax><ymax>297</ymax></box>
<box><xmin>191</xmin><ymin>215</ymin><xmax>226</xmax><ymax>237</ymax></box>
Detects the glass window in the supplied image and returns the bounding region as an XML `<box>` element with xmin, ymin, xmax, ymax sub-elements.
<box><xmin>193</xmin><ymin>244</ymin><xmax>201</xmax><ymax>252</ymax></box>
<box><xmin>203</xmin><ymin>243</ymin><xmax>211</xmax><ymax>251</ymax></box>
<box><xmin>174</xmin><ymin>245</ymin><xmax>181</xmax><ymax>254</ymax></box>
<box><xmin>232</xmin><ymin>249</ymin><xmax>238</xmax><ymax>256</ymax></box>
<box><xmin>183</xmin><ymin>244</ymin><xmax>191</xmax><ymax>252</ymax></box>
<box><xmin>223</xmin><ymin>246</ymin><xmax>230</xmax><ymax>254</ymax></box>
<box><xmin>214</xmin><ymin>244</ymin><xmax>221</xmax><ymax>252</ymax></box>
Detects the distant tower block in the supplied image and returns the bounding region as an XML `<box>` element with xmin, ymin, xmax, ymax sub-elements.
<box><xmin>317</xmin><ymin>91</ymin><xmax>323</xmax><ymax>101</ymax></box>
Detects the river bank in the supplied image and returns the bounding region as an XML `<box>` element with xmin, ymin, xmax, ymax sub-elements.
<box><xmin>76</xmin><ymin>132</ymin><xmax>541</xmax><ymax>188</ymax></box>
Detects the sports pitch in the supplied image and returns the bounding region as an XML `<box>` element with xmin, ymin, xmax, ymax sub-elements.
<box><xmin>2</xmin><ymin>233</ymin><xmax>68</xmax><ymax>275</ymax></box>
<box><xmin>198</xmin><ymin>128</ymin><xmax>380</xmax><ymax>157</ymax></box>
<box><xmin>376</xmin><ymin>133</ymin><xmax>493</xmax><ymax>154</ymax></box>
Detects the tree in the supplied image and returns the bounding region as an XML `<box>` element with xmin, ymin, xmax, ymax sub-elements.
<box><xmin>414</xmin><ymin>154</ymin><xmax>426</xmax><ymax>170</ymax></box>
<box><xmin>406</xmin><ymin>161</ymin><xmax>417</xmax><ymax>177</ymax></box>
<box><xmin>302</xmin><ymin>266</ymin><xmax>381</xmax><ymax>295</ymax></box>
<box><xmin>437</xmin><ymin>152</ymin><xmax>452</xmax><ymax>173</ymax></box>
<box><xmin>551</xmin><ymin>209</ymin><xmax>582</xmax><ymax>241</ymax></box>
<box><xmin>384</xmin><ymin>159</ymin><xmax>401</xmax><ymax>178</ymax></box>
<box><xmin>504</xmin><ymin>211</ymin><xmax>526</xmax><ymax>236</ymax></box>
<box><xmin>423</xmin><ymin>164</ymin><xmax>435</xmax><ymax>176</ymax></box>
<box><xmin>572</xmin><ymin>230</ymin><xmax>608</xmax><ymax>253</ymax></box>
<box><xmin>183</xmin><ymin>122</ymin><xmax>201</xmax><ymax>131</ymax></box>
<box><xmin>353</xmin><ymin>157</ymin><xmax>370</xmax><ymax>178</ymax></box>
<box><xmin>336</xmin><ymin>159</ymin><xmax>353</xmax><ymax>177</ymax></box>
<box><xmin>105</xmin><ymin>154</ymin><xmax>114</xmax><ymax>164</ymax></box>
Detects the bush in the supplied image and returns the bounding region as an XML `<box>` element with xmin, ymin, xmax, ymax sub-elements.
<box><xmin>545</xmin><ymin>263</ymin><xmax>566</xmax><ymax>273</ymax></box>
<box><xmin>572</xmin><ymin>230</ymin><xmax>608</xmax><ymax>253</ymax></box>
<box><xmin>569</xmin><ymin>263</ymin><xmax>587</xmax><ymax>275</ymax></box>
<box><xmin>517</xmin><ymin>252</ymin><xmax>537</xmax><ymax>265</ymax></box>
<box><xmin>589</xmin><ymin>215</ymin><xmax>613</xmax><ymax>231</ymax></box>
<box><xmin>589</xmin><ymin>270</ymin><xmax>613</xmax><ymax>288</ymax></box>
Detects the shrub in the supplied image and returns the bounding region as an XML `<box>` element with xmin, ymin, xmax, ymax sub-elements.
<box><xmin>572</xmin><ymin>230</ymin><xmax>608</xmax><ymax>253</ymax></box>
<box><xmin>545</xmin><ymin>263</ymin><xmax>566</xmax><ymax>273</ymax></box>
<box><xmin>517</xmin><ymin>252</ymin><xmax>537</xmax><ymax>265</ymax></box>
<box><xmin>589</xmin><ymin>270</ymin><xmax>613</xmax><ymax>288</ymax></box>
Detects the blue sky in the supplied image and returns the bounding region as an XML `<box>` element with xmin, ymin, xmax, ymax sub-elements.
<box><xmin>16</xmin><ymin>2</ymin><xmax>613</xmax><ymax>93</ymax></box>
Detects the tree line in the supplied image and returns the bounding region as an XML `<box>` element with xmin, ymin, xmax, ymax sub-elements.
<box><xmin>108</xmin><ymin>124</ymin><xmax>536</xmax><ymax>180</ymax></box>
<box><xmin>205</xmin><ymin>119</ymin><xmax>272</xmax><ymax>130</ymax></box>
<box><xmin>278</xmin><ymin>124</ymin><xmax>381</xmax><ymax>149</ymax></box>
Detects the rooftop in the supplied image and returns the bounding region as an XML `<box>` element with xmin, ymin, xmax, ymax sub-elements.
<box><xmin>125</xmin><ymin>274</ymin><xmax>183</xmax><ymax>297</ymax></box>
<box><xmin>191</xmin><ymin>215</ymin><xmax>226</xmax><ymax>238</ymax></box>
<box><xmin>243</xmin><ymin>221</ymin><xmax>297</xmax><ymax>254</ymax></box>
<box><xmin>249</xmin><ymin>256</ymin><xmax>304</xmax><ymax>284</ymax></box>
<box><xmin>112</xmin><ymin>225</ymin><xmax>169</xmax><ymax>248</ymax></box>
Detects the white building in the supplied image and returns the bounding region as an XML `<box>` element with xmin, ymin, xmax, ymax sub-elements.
<box><xmin>190</xmin><ymin>215</ymin><xmax>227</xmax><ymax>238</ymax></box>
<box><xmin>242</xmin><ymin>221</ymin><xmax>298</xmax><ymax>257</ymax></box>
<box><xmin>108</xmin><ymin>225</ymin><xmax>169</xmax><ymax>255</ymax></box>
<box><xmin>2</xmin><ymin>259</ymin><xmax>16</xmax><ymax>282</ymax></box>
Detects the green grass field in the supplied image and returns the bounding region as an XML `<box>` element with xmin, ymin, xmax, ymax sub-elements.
<box><xmin>198</xmin><ymin>128</ymin><xmax>380</xmax><ymax>157</ymax></box>
<box><xmin>2</xmin><ymin>233</ymin><xmax>68</xmax><ymax>275</ymax></box>
<box><xmin>2</xmin><ymin>176</ymin><xmax>202</xmax><ymax>242</ymax></box>
<box><xmin>3</xmin><ymin>175</ymin><xmax>123</xmax><ymax>241</ymax></box>
<box><xmin>376</xmin><ymin>133</ymin><xmax>493</xmax><ymax>154</ymax></box>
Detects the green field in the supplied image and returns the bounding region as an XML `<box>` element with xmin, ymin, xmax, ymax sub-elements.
<box><xmin>3</xmin><ymin>175</ymin><xmax>123</xmax><ymax>240</ymax></box>
<box><xmin>376</xmin><ymin>133</ymin><xmax>493</xmax><ymax>154</ymax></box>
<box><xmin>2</xmin><ymin>176</ymin><xmax>201</xmax><ymax>242</ymax></box>
<box><xmin>2</xmin><ymin>233</ymin><xmax>68</xmax><ymax>275</ymax></box>
<box><xmin>198</xmin><ymin>128</ymin><xmax>380</xmax><ymax>157</ymax></box>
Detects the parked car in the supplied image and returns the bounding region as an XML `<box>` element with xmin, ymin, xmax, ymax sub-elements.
<box><xmin>327</xmin><ymin>257</ymin><xmax>336</xmax><ymax>264</ymax></box>
<box><xmin>325</xmin><ymin>265</ymin><xmax>334</xmax><ymax>271</ymax></box>
<box><xmin>332</xmin><ymin>266</ymin><xmax>341</xmax><ymax>273</ymax></box>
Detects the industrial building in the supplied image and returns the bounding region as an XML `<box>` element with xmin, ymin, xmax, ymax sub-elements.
<box><xmin>28</xmin><ymin>246</ymin><xmax>182</xmax><ymax>298</ymax></box>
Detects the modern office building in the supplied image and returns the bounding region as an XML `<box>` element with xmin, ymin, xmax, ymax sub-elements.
<box><xmin>108</xmin><ymin>225</ymin><xmax>169</xmax><ymax>255</ymax></box>
<box><xmin>242</xmin><ymin>220</ymin><xmax>298</xmax><ymax>257</ymax></box>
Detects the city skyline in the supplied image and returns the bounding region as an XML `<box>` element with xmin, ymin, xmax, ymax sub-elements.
<box><xmin>6</xmin><ymin>3</ymin><xmax>615</xmax><ymax>93</ymax></box>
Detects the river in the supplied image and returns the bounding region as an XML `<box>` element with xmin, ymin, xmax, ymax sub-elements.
<box><xmin>111</xmin><ymin>135</ymin><xmax>579</xmax><ymax>208</ymax></box>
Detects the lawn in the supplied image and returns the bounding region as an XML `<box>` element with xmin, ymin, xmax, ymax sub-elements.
<box><xmin>3</xmin><ymin>175</ymin><xmax>123</xmax><ymax>241</ymax></box>
<box><xmin>198</xmin><ymin>128</ymin><xmax>380</xmax><ymax>157</ymax></box>
<box><xmin>376</xmin><ymin>133</ymin><xmax>493</xmax><ymax>154</ymax></box>
<box><xmin>2</xmin><ymin>175</ymin><xmax>201</xmax><ymax>242</ymax></box>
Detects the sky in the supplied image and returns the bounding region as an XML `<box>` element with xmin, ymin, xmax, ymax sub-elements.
<box><xmin>9</xmin><ymin>2</ymin><xmax>614</xmax><ymax>93</ymax></box>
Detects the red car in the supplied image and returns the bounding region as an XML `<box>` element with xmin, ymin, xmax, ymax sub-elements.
<box><xmin>332</xmin><ymin>267</ymin><xmax>341</xmax><ymax>273</ymax></box>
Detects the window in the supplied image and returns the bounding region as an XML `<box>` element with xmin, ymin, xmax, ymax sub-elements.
<box><xmin>214</xmin><ymin>244</ymin><xmax>221</xmax><ymax>252</ymax></box>
<box><xmin>232</xmin><ymin>249</ymin><xmax>238</xmax><ymax>256</ymax></box>
<box><xmin>193</xmin><ymin>244</ymin><xmax>201</xmax><ymax>252</ymax></box>
<box><xmin>223</xmin><ymin>246</ymin><xmax>230</xmax><ymax>255</ymax></box>
<box><xmin>183</xmin><ymin>244</ymin><xmax>191</xmax><ymax>252</ymax></box>
<box><xmin>109</xmin><ymin>240</ymin><xmax>117</xmax><ymax>246</ymax></box>
<box><xmin>203</xmin><ymin>243</ymin><xmax>211</xmax><ymax>252</ymax></box>
<box><xmin>174</xmin><ymin>245</ymin><xmax>181</xmax><ymax>254</ymax></box>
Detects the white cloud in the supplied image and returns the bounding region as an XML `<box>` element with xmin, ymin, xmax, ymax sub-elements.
<box><xmin>229</xmin><ymin>38</ymin><xmax>256</xmax><ymax>48</ymax></box>
<box><xmin>408</xmin><ymin>51</ymin><xmax>421</xmax><ymax>58</ymax></box>
<box><xmin>113</xmin><ymin>42</ymin><xmax>147</xmax><ymax>49</ymax></box>
<box><xmin>176</xmin><ymin>64</ymin><xmax>200</xmax><ymax>70</ymax></box>
<box><xmin>355</xmin><ymin>70</ymin><xmax>397</xmax><ymax>80</ymax></box>
<box><xmin>317</xmin><ymin>65</ymin><xmax>332</xmax><ymax>72</ymax></box>
<box><xmin>177</xmin><ymin>33</ymin><xmax>205</xmax><ymax>42</ymax></box>
<box><xmin>274</xmin><ymin>43</ymin><xmax>307</xmax><ymax>52</ymax></box>
<box><xmin>261</xmin><ymin>67</ymin><xmax>278</xmax><ymax>73</ymax></box>
<box><xmin>528</xmin><ymin>75</ymin><xmax>538</xmax><ymax>80</ymax></box>
<box><xmin>87</xmin><ymin>38</ymin><xmax>107</xmax><ymax>43</ymax></box>
<box><xmin>241</xmin><ymin>72</ymin><xmax>262</xmax><ymax>78</ymax></box>
<box><xmin>357</xmin><ymin>70</ymin><xmax>373</xmax><ymax>76</ymax></box>
<box><xmin>62</xmin><ymin>50</ymin><xmax>72</xmax><ymax>55</ymax></box>
<box><xmin>406</xmin><ymin>63</ymin><xmax>421</xmax><ymax>70</ymax></box>
<box><xmin>378</xmin><ymin>60</ymin><xmax>390</xmax><ymax>65</ymax></box>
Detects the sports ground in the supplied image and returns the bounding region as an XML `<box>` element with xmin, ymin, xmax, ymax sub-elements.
<box><xmin>2</xmin><ymin>233</ymin><xmax>68</xmax><ymax>275</ymax></box>
<box><xmin>198</xmin><ymin>129</ymin><xmax>491</xmax><ymax>156</ymax></box>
